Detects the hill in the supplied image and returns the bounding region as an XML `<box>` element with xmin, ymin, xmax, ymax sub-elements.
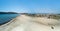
<box><xmin>0</xmin><ymin>12</ymin><xmax>18</xmax><ymax>14</ymax></box>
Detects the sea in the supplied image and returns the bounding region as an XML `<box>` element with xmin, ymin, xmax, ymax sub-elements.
<box><xmin>0</xmin><ymin>14</ymin><xmax>19</xmax><ymax>25</ymax></box>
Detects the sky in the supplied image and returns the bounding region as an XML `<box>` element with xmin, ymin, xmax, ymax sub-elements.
<box><xmin>0</xmin><ymin>0</ymin><xmax>60</xmax><ymax>14</ymax></box>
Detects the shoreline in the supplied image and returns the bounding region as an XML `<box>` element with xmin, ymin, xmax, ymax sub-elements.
<box><xmin>0</xmin><ymin>14</ymin><xmax>60</xmax><ymax>31</ymax></box>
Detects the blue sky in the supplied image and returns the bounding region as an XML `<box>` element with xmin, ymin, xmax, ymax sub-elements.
<box><xmin>0</xmin><ymin>0</ymin><xmax>60</xmax><ymax>13</ymax></box>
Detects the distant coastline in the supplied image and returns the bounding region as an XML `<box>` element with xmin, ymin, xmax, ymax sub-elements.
<box><xmin>0</xmin><ymin>12</ymin><xmax>18</xmax><ymax>14</ymax></box>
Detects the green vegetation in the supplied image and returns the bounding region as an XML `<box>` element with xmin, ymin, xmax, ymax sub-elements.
<box><xmin>21</xmin><ymin>13</ymin><xmax>60</xmax><ymax>19</ymax></box>
<box><xmin>50</xmin><ymin>15</ymin><xmax>60</xmax><ymax>20</ymax></box>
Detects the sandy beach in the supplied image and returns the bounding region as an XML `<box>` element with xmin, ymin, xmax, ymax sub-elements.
<box><xmin>0</xmin><ymin>14</ymin><xmax>60</xmax><ymax>31</ymax></box>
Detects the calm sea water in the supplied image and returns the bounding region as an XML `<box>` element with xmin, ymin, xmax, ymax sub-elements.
<box><xmin>0</xmin><ymin>14</ymin><xmax>19</xmax><ymax>25</ymax></box>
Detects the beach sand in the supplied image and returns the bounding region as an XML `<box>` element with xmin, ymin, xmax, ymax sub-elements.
<box><xmin>0</xmin><ymin>14</ymin><xmax>60</xmax><ymax>31</ymax></box>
